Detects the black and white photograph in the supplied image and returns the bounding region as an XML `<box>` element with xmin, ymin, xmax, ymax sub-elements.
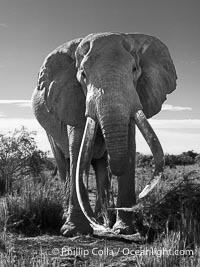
<box><xmin>0</xmin><ymin>0</ymin><xmax>200</xmax><ymax>266</ymax></box>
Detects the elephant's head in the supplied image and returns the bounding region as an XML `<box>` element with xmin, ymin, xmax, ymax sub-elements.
<box><xmin>37</xmin><ymin>32</ymin><xmax>177</xmax><ymax>230</ymax></box>
<box><xmin>75</xmin><ymin>33</ymin><xmax>176</xmax><ymax>172</ymax></box>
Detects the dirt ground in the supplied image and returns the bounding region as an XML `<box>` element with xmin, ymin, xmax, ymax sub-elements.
<box><xmin>10</xmin><ymin>234</ymin><xmax>142</xmax><ymax>266</ymax></box>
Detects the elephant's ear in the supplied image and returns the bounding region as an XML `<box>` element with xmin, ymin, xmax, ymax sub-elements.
<box><xmin>127</xmin><ymin>34</ymin><xmax>177</xmax><ymax>118</ymax></box>
<box><xmin>37</xmin><ymin>38</ymin><xmax>86</xmax><ymax>126</ymax></box>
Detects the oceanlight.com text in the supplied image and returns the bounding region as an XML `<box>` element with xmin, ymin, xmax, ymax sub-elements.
<box><xmin>49</xmin><ymin>246</ymin><xmax>194</xmax><ymax>258</ymax></box>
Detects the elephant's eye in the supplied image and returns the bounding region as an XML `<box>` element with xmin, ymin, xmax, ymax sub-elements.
<box><xmin>132</xmin><ymin>66</ymin><xmax>137</xmax><ymax>72</ymax></box>
<box><xmin>81</xmin><ymin>70</ymin><xmax>86</xmax><ymax>80</ymax></box>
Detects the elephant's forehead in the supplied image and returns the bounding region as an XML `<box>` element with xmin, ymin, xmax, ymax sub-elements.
<box><xmin>81</xmin><ymin>32</ymin><xmax>123</xmax><ymax>48</ymax></box>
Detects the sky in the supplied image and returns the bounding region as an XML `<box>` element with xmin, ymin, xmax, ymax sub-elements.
<box><xmin>0</xmin><ymin>0</ymin><xmax>200</xmax><ymax>154</ymax></box>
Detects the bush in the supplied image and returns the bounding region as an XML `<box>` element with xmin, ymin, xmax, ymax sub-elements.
<box><xmin>0</xmin><ymin>127</ymin><xmax>55</xmax><ymax>195</ymax></box>
<box><xmin>136</xmin><ymin>153</ymin><xmax>153</xmax><ymax>167</ymax></box>
<box><xmin>1</xmin><ymin>173</ymin><xmax>64</xmax><ymax>236</ymax></box>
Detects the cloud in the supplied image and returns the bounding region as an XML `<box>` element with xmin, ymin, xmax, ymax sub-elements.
<box><xmin>16</xmin><ymin>102</ymin><xmax>32</xmax><ymax>108</ymax></box>
<box><xmin>179</xmin><ymin>58</ymin><xmax>200</xmax><ymax>65</ymax></box>
<box><xmin>0</xmin><ymin>100</ymin><xmax>31</xmax><ymax>107</ymax></box>
<box><xmin>0</xmin><ymin>112</ymin><xmax>5</xmax><ymax>117</ymax></box>
<box><xmin>162</xmin><ymin>104</ymin><xmax>192</xmax><ymax>111</ymax></box>
<box><xmin>0</xmin><ymin>23</ymin><xmax>8</xmax><ymax>28</ymax></box>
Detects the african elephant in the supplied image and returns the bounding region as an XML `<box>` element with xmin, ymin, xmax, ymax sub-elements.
<box><xmin>32</xmin><ymin>32</ymin><xmax>177</xmax><ymax>236</ymax></box>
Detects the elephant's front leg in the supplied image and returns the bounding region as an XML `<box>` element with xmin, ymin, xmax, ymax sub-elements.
<box><xmin>113</xmin><ymin>120</ymin><xmax>136</xmax><ymax>234</ymax></box>
<box><xmin>91</xmin><ymin>155</ymin><xmax>111</xmax><ymax>226</ymax></box>
<box><xmin>61</xmin><ymin>125</ymin><xmax>93</xmax><ymax>236</ymax></box>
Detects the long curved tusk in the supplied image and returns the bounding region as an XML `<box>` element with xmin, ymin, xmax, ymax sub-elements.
<box><xmin>134</xmin><ymin>110</ymin><xmax>165</xmax><ymax>199</ymax></box>
<box><xmin>76</xmin><ymin>117</ymin><xmax>109</xmax><ymax>232</ymax></box>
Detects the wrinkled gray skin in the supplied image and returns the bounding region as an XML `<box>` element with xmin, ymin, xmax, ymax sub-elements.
<box><xmin>32</xmin><ymin>32</ymin><xmax>177</xmax><ymax>236</ymax></box>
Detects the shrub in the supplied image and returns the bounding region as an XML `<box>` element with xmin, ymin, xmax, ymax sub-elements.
<box><xmin>136</xmin><ymin>153</ymin><xmax>153</xmax><ymax>167</ymax></box>
<box><xmin>1</xmin><ymin>173</ymin><xmax>64</xmax><ymax>236</ymax></box>
<box><xmin>0</xmin><ymin>127</ymin><xmax>55</xmax><ymax>195</ymax></box>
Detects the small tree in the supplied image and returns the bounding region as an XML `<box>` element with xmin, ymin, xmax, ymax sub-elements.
<box><xmin>0</xmin><ymin>127</ymin><xmax>50</xmax><ymax>195</ymax></box>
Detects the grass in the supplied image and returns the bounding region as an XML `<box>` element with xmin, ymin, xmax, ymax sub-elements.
<box><xmin>0</xmin><ymin>173</ymin><xmax>65</xmax><ymax>236</ymax></box>
<box><xmin>0</xmin><ymin>164</ymin><xmax>200</xmax><ymax>266</ymax></box>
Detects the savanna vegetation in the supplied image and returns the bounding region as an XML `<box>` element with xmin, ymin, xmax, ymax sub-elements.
<box><xmin>0</xmin><ymin>128</ymin><xmax>200</xmax><ymax>266</ymax></box>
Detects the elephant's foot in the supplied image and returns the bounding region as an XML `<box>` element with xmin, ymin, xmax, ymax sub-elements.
<box><xmin>61</xmin><ymin>211</ymin><xmax>93</xmax><ymax>237</ymax></box>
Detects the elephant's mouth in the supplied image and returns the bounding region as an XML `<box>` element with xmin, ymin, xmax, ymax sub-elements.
<box><xmin>75</xmin><ymin>110</ymin><xmax>164</xmax><ymax>231</ymax></box>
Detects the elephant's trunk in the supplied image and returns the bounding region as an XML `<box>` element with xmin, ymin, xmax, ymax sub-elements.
<box><xmin>93</xmin><ymin>87</ymin><xmax>131</xmax><ymax>176</ymax></box>
<box><xmin>100</xmin><ymin>122</ymin><xmax>129</xmax><ymax>176</ymax></box>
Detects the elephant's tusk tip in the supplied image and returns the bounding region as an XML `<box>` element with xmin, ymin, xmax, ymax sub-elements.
<box><xmin>139</xmin><ymin>186</ymin><xmax>150</xmax><ymax>199</ymax></box>
<box><xmin>139</xmin><ymin>174</ymin><xmax>161</xmax><ymax>199</ymax></box>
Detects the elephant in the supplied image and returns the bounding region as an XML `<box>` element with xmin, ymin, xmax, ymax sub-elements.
<box><xmin>32</xmin><ymin>32</ymin><xmax>177</xmax><ymax>236</ymax></box>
